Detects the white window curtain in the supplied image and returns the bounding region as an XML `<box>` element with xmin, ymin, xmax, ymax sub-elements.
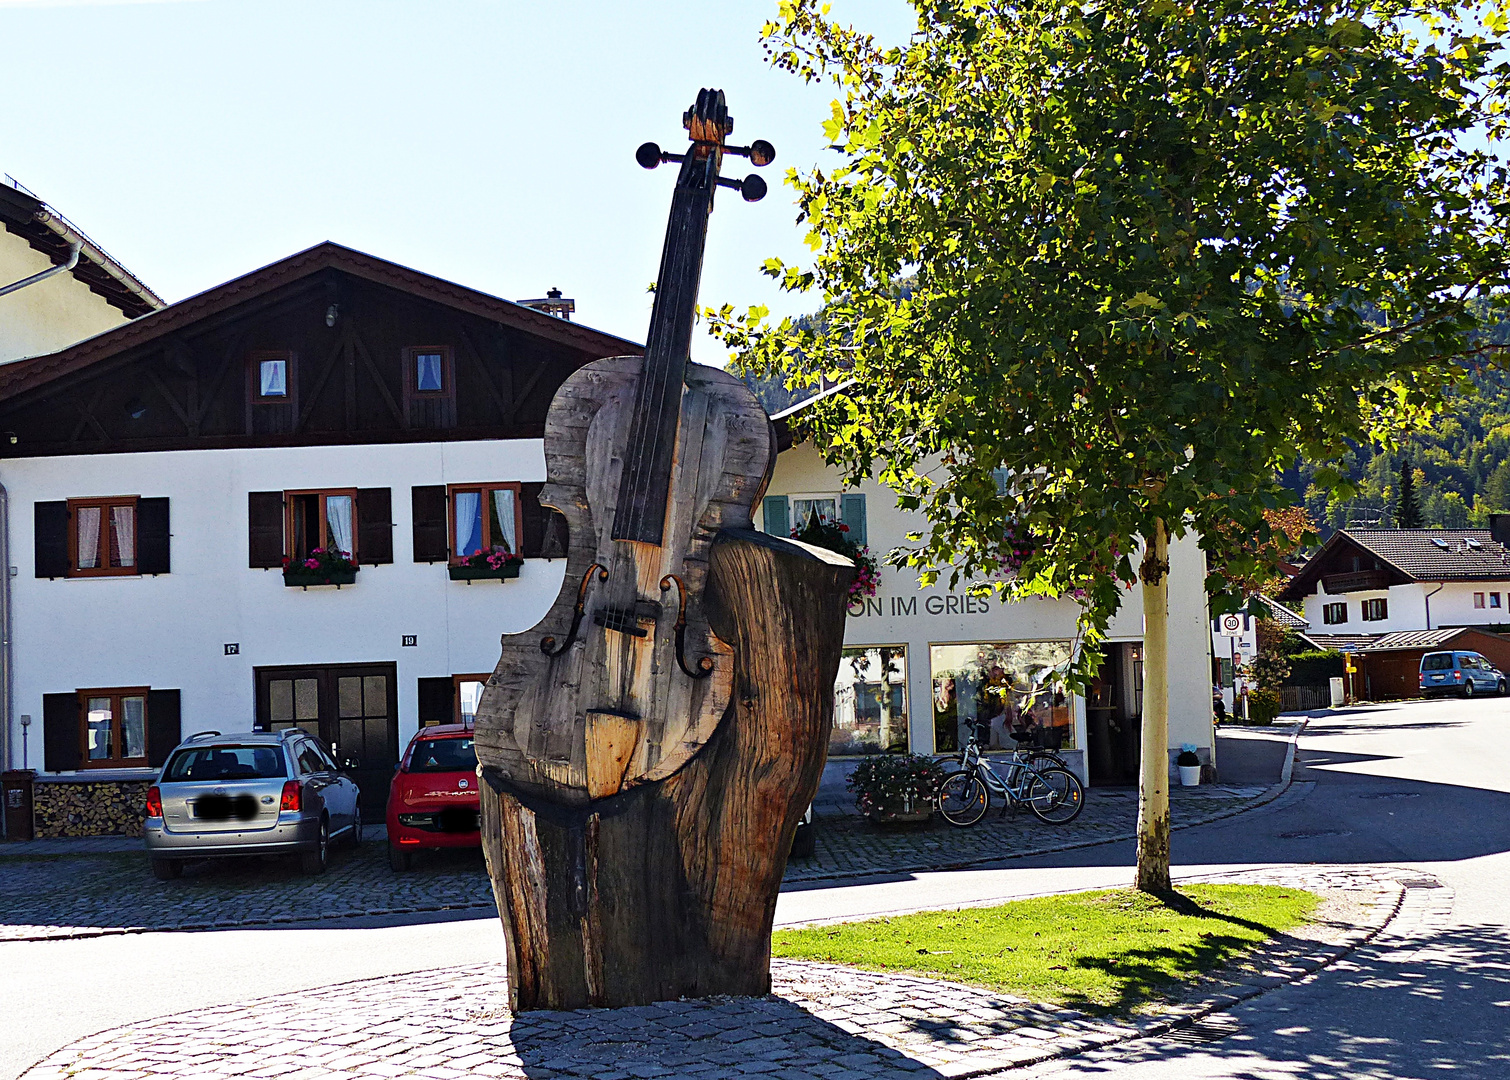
<box><xmin>76</xmin><ymin>506</ymin><xmax>102</xmax><ymax>569</ymax></box>
<box><xmin>325</xmin><ymin>495</ymin><xmax>353</xmax><ymax>556</ymax></box>
<box><xmin>454</xmin><ymin>491</ymin><xmax>483</xmax><ymax>556</ymax></box>
<box><xmin>491</xmin><ymin>489</ymin><xmax>516</xmax><ymax>553</ymax></box>
<box><xmin>111</xmin><ymin>504</ymin><xmax>135</xmax><ymax>568</ymax></box>
<box><xmin>121</xmin><ymin>696</ymin><xmax>146</xmax><ymax>759</ymax></box>
<box><xmin>792</xmin><ymin>497</ymin><xmax>837</xmax><ymax>531</ymax></box>
<box><xmin>260</xmin><ymin>359</ymin><xmax>286</xmax><ymax>397</ymax></box>
<box><xmin>416</xmin><ymin>353</ymin><xmax>443</xmax><ymax>392</ymax></box>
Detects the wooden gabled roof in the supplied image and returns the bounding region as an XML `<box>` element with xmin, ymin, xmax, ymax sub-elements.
<box><xmin>0</xmin><ymin>241</ymin><xmax>640</xmax><ymax>403</ymax></box>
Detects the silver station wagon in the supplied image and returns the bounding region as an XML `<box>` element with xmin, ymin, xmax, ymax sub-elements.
<box><xmin>143</xmin><ymin>729</ymin><xmax>361</xmax><ymax>880</ymax></box>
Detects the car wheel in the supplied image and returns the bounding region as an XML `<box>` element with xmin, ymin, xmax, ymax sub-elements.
<box><xmin>790</xmin><ymin>824</ymin><xmax>815</xmax><ymax>860</ymax></box>
<box><xmin>150</xmin><ymin>858</ymin><xmax>182</xmax><ymax>881</ymax></box>
<box><xmin>388</xmin><ymin>843</ymin><xmax>410</xmax><ymax>872</ymax></box>
<box><xmin>1465</xmin><ymin>680</ymin><xmax>1476</xmax><ymax>698</ymax></box>
<box><xmin>349</xmin><ymin>806</ymin><xmax>363</xmax><ymax>848</ymax></box>
<box><xmin>300</xmin><ymin>817</ymin><xmax>330</xmax><ymax>875</ymax></box>
<box><xmin>1500</xmin><ymin>679</ymin><xmax>1507</xmax><ymax>696</ymax></box>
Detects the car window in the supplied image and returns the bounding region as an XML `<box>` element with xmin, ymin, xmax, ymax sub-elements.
<box><xmin>1464</xmin><ymin>655</ymin><xmax>1481</xmax><ymax>669</ymax></box>
<box><xmin>164</xmin><ymin>745</ymin><xmax>286</xmax><ymax>782</ymax></box>
<box><xmin>315</xmin><ymin>744</ymin><xmax>339</xmax><ymax>771</ymax></box>
<box><xmin>296</xmin><ymin>744</ymin><xmax>328</xmax><ymax>775</ymax></box>
<box><xmin>1422</xmin><ymin>653</ymin><xmax>1454</xmax><ymax>671</ymax></box>
<box><xmin>407</xmin><ymin>737</ymin><xmax>477</xmax><ymax>773</ymax></box>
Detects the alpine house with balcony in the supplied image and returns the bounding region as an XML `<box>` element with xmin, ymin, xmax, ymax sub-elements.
<box><xmin>0</xmin><ymin>241</ymin><xmax>637</xmax><ymax>837</ymax></box>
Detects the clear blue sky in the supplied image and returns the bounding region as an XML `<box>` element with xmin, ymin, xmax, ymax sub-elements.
<box><xmin>1</xmin><ymin>0</ymin><xmax>914</xmax><ymax>361</ymax></box>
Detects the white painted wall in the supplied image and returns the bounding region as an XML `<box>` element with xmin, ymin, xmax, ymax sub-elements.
<box><xmin>1299</xmin><ymin>580</ymin><xmax>1510</xmax><ymax>634</ymax></box>
<box><xmin>764</xmin><ymin>442</ymin><xmax>1215</xmax><ymax>776</ymax></box>
<box><xmin>1</xmin><ymin>439</ymin><xmax>566</xmax><ymax>774</ymax></box>
<box><xmin>0</xmin><ymin>233</ymin><xmax>131</xmax><ymax>364</ymax></box>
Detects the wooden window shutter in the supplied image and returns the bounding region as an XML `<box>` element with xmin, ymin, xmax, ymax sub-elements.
<box><xmin>146</xmin><ymin>689</ymin><xmax>182</xmax><ymax>767</ymax></box>
<box><xmin>137</xmin><ymin>498</ymin><xmax>171</xmax><ymax>575</ymax></box>
<box><xmin>519</xmin><ymin>482</ymin><xmax>567</xmax><ymax>559</ymax></box>
<box><xmin>34</xmin><ymin>501</ymin><xmax>69</xmax><ymax>578</ymax></box>
<box><xmin>42</xmin><ymin>693</ymin><xmax>80</xmax><ymax>772</ymax></box>
<box><xmin>840</xmin><ymin>493</ymin><xmax>867</xmax><ymax>547</ymax></box>
<box><xmin>248</xmin><ymin>491</ymin><xmax>285</xmax><ymax>568</ymax></box>
<box><xmin>411</xmin><ymin>485</ymin><xmax>448</xmax><ymax>562</ymax></box>
<box><xmin>357</xmin><ymin>488</ymin><xmax>393</xmax><ymax>565</ymax></box>
<box><xmin>762</xmin><ymin>495</ymin><xmax>790</xmax><ymax>538</ymax></box>
<box><xmin>417</xmin><ymin>677</ymin><xmax>454</xmax><ymax>727</ymax></box>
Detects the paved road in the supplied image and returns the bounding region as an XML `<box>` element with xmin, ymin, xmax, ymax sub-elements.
<box><xmin>2</xmin><ymin>696</ymin><xmax>1506</xmax><ymax>1079</ymax></box>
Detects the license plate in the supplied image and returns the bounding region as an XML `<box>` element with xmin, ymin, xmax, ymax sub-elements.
<box><xmin>193</xmin><ymin>794</ymin><xmax>259</xmax><ymax>821</ymax></box>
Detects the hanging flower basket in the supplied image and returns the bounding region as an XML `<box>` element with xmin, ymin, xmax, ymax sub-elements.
<box><xmin>282</xmin><ymin>549</ymin><xmax>358</xmax><ymax>588</ymax></box>
<box><xmin>449</xmin><ymin>549</ymin><xmax>524</xmax><ymax>582</ymax></box>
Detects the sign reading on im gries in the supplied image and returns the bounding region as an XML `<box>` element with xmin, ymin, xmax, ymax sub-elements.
<box><xmin>847</xmin><ymin>593</ymin><xmax>995</xmax><ymax>618</ymax></box>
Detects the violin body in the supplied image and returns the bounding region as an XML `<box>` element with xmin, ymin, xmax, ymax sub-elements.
<box><xmin>475</xmin><ymin>355</ymin><xmax>773</xmax><ymax>803</ymax></box>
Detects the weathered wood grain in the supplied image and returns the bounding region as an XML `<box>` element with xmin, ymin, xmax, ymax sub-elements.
<box><xmin>479</xmin><ymin>529</ymin><xmax>854</xmax><ymax>1009</ymax></box>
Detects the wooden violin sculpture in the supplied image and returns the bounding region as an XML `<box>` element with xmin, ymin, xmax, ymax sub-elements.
<box><xmin>475</xmin><ymin>89</ymin><xmax>854</xmax><ymax>1011</ymax></box>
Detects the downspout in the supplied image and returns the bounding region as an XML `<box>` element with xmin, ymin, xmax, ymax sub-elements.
<box><xmin>0</xmin><ymin>240</ymin><xmax>81</xmax><ymax>299</ymax></box>
<box><xmin>1424</xmin><ymin>583</ymin><xmax>1443</xmax><ymax>631</ymax></box>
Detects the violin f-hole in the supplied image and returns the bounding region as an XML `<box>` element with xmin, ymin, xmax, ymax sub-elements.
<box><xmin>541</xmin><ymin>563</ymin><xmax>609</xmax><ymax>657</ymax></box>
<box><xmin>660</xmin><ymin>574</ymin><xmax>715</xmax><ymax>680</ymax></box>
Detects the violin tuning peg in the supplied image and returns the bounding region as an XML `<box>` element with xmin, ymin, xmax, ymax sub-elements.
<box><xmin>636</xmin><ymin>142</ymin><xmax>663</xmax><ymax>170</ymax></box>
<box><xmin>740</xmin><ymin>174</ymin><xmax>767</xmax><ymax>203</ymax></box>
<box><xmin>749</xmin><ymin>139</ymin><xmax>776</xmax><ymax>167</ymax></box>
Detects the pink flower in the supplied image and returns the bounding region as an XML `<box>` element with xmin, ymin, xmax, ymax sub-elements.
<box><xmin>304</xmin><ymin>558</ymin><xmax>318</xmax><ymax>569</ymax></box>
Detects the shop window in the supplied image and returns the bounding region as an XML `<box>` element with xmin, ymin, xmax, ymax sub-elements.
<box><xmin>285</xmin><ymin>489</ymin><xmax>357</xmax><ymax>563</ymax></box>
<box><xmin>831</xmin><ymin>646</ymin><xmax>908</xmax><ymax>755</ymax></box>
<box><xmin>1323</xmin><ymin>602</ymin><xmax>1347</xmax><ymax>624</ymax></box>
<box><xmin>1475</xmin><ymin>592</ymin><xmax>1486</xmax><ymax>609</ymax></box>
<box><xmin>448</xmin><ymin>483</ymin><xmax>522</xmax><ymax>562</ymax></box>
<box><xmin>79</xmin><ymin>687</ymin><xmax>149</xmax><ymax>767</ymax></box>
<box><xmin>1361</xmin><ymin>598</ymin><xmax>1388</xmax><ymax>621</ymax></box>
<box><xmin>930</xmin><ymin>641</ymin><xmax>1075</xmax><ymax>753</ymax></box>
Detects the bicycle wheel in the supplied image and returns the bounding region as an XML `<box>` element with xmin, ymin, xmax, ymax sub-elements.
<box><xmin>1023</xmin><ymin>766</ymin><xmax>1084</xmax><ymax>824</ymax></box>
<box><xmin>1024</xmin><ymin>750</ymin><xmax>1068</xmax><ymax>773</ymax></box>
<box><xmin>938</xmin><ymin>770</ymin><xmax>991</xmax><ymax>827</ymax></box>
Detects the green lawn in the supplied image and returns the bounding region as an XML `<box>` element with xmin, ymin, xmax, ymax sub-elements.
<box><xmin>772</xmin><ymin>885</ymin><xmax>1319</xmax><ymax>1014</ymax></box>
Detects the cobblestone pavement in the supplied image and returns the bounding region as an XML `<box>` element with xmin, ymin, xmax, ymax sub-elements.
<box><xmin>0</xmin><ymin>784</ymin><xmax>1276</xmax><ymax>942</ymax></box>
<box><xmin>19</xmin><ymin>865</ymin><xmax>1432</xmax><ymax>1080</ymax></box>
<box><xmin>0</xmin><ymin>784</ymin><xmax>1274</xmax><ymax>942</ymax></box>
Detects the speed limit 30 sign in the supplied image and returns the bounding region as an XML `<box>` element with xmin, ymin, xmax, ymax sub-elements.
<box><xmin>1217</xmin><ymin>613</ymin><xmax>1245</xmax><ymax>636</ymax></box>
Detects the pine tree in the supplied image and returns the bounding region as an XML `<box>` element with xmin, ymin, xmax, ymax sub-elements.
<box><xmin>1396</xmin><ymin>460</ymin><xmax>1423</xmax><ymax>528</ymax></box>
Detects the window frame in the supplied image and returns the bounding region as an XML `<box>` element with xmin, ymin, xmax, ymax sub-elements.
<box><xmin>76</xmin><ymin>686</ymin><xmax>150</xmax><ymax>769</ymax></box>
<box><xmin>249</xmin><ymin>350</ymin><xmax>295</xmax><ymax>404</ymax></box>
<box><xmin>1361</xmin><ymin>597</ymin><xmax>1389</xmax><ymax>622</ymax></box>
<box><xmin>1475</xmin><ymin>592</ymin><xmax>1486</xmax><ymax>609</ymax></box>
<box><xmin>445</xmin><ymin>482</ymin><xmax>524</xmax><ymax>564</ymax></box>
<box><xmin>1322</xmin><ymin>602</ymin><xmax>1347</xmax><ymax>625</ymax></box>
<box><xmin>66</xmin><ymin>496</ymin><xmax>141</xmax><ymax>578</ymax></box>
<box><xmin>452</xmin><ymin>672</ymin><xmax>492</xmax><ymax>725</ymax></box>
<box><xmin>284</xmin><ymin>488</ymin><xmax>360</xmax><ymax>563</ymax></box>
<box><xmin>405</xmin><ymin>346</ymin><xmax>453</xmax><ymax>398</ymax></box>
<box><xmin>1493</xmin><ymin>593</ymin><xmax>1503</xmax><ymax>610</ymax></box>
<box><xmin>788</xmin><ymin>491</ymin><xmax>841</xmax><ymax>532</ymax></box>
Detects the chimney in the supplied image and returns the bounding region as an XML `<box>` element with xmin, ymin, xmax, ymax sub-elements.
<box><xmin>1491</xmin><ymin>514</ymin><xmax>1510</xmax><ymax>546</ymax></box>
<box><xmin>518</xmin><ymin>287</ymin><xmax>576</xmax><ymax>321</ymax></box>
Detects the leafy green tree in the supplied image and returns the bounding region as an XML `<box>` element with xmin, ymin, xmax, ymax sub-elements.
<box><xmin>1395</xmin><ymin>461</ymin><xmax>1423</xmax><ymax>527</ymax></box>
<box><xmin>715</xmin><ymin>0</ymin><xmax>1510</xmax><ymax>890</ymax></box>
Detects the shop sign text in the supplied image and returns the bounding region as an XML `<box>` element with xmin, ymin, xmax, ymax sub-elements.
<box><xmin>847</xmin><ymin>594</ymin><xmax>994</xmax><ymax>619</ymax></box>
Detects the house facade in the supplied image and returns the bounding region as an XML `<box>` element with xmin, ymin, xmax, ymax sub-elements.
<box><xmin>760</xmin><ymin>439</ymin><xmax>1217</xmax><ymax>788</ymax></box>
<box><xmin>1279</xmin><ymin>526</ymin><xmax>1510</xmax><ymax>700</ymax></box>
<box><xmin>0</xmin><ymin>242</ymin><xmax>637</xmax><ymax>837</ymax></box>
<box><xmin>0</xmin><ymin>182</ymin><xmax>161</xmax><ymax>363</ymax></box>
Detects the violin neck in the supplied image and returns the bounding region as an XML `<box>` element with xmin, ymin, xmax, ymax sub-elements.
<box><xmin>611</xmin><ymin>150</ymin><xmax>717</xmax><ymax>545</ymax></box>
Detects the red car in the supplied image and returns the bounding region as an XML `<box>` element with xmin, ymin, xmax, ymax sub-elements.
<box><xmin>386</xmin><ymin>724</ymin><xmax>480</xmax><ymax>870</ymax></box>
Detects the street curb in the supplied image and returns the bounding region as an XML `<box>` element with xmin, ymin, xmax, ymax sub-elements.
<box><xmin>963</xmin><ymin>865</ymin><xmax>1425</xmax><ymax>1077</ymax></box>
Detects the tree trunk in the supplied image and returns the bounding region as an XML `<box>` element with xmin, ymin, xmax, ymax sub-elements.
<box><xmin>479</xmin><ymin>529</ymin><xmax>853</xmax><ymax>1010</ymax></box>
<box><xmin>1135</xmin><ymin>517</ymin><xmax>1172</xmax><ymax>893</ymax></box>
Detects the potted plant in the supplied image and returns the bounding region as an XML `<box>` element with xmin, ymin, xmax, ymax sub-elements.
<box><xmin>1177</xmin><ymin>746</ymin><xmax>1202</xmax><ymax>787</ymax></box>
<box><xmin>449</xmin><ymin>548</ymin><xmax>525</xmax><ymax>582</ymax></box>
<box><xmin>282</xmin><ymin>547</ymin><xmax>358</xmax><ymax>588</ymax></box>
<box><xmin>847</xmin><ymin>752</ymin><xmax>946</xmax><ymax>825</ymax></box>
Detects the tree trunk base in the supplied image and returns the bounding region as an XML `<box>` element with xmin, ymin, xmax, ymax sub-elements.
<box><xmin>480</xmin><ymin>529</ymin><xmax>853</xmax><ymax>1011</ymax></box>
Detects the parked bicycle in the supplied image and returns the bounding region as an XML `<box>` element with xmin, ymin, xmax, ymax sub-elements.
<box><xmin>938</xmin><ymin>732</ymin><xmax>1085</xmax><ymax>826</ymax></box>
